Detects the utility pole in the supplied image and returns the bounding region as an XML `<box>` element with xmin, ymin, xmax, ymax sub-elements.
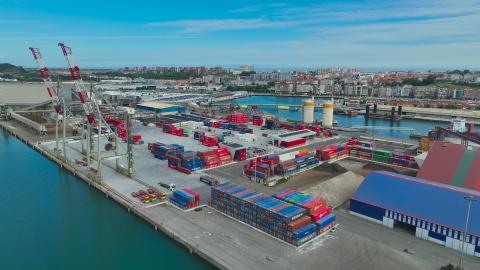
<box><xmin>126</xmin><ymin>111</ymin><xmax>133</xmax><ymax>177</ymax></box>
<box><xmin>458</xmin><ymin>195</ymin><xmax>477</xmax><ymax>270</ymax></box>
<box><xmin>58</xmin><ymin>79</ymin><xmax>67</xmax><ymax>162</ymax></box>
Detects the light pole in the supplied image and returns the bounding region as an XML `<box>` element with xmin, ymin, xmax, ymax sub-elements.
<box><xmin>458</xmin><ymin>194</ymin><xmax>477</xmax><ymax>270</ymax></box>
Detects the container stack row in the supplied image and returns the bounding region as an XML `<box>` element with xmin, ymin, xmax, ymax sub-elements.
<box><xmin>198</xmin><ymin>148</ymin><xmax>232</xmax><ymax>169</ymax></box>
<box><xmin>226</xmin><ymin>113</ymin><xmax>249</xmax><ymax>123</ymax></box>
<box><xmin>348</xmin><ymin>140</ymin><xmax>418</xmax><ymax>168</ymax></box>
<box><xmin>162</xmin><ymin>123</ymin><xmax>189</xmax><ymax>137</ymax></box>
<box><xmin>210</xmin><ymin>182</ymin><xmax>336</xmax><ymax>246</ymax></box>
<box><xmin>148</xmin><ymin>142</ymin><xmax>184</xmax><ymax>160</ymax></box>
<box><xmin>170</xmin><ymin>188</ymin><xmax>201</xmax><ymax>209</ymax></box>
<box><xmin>252</xmin><ymin>115</ymin><xmax>264</xmax><ymax>126</ymax></box>
<box><xmin>243</xmin><ymin>149</ymin><xmax>321</xmax><ymax>182</ymax></box>
<box><xmin>272</xmin><ymin>189</ymin><xmax>331</xmax><ymax>222</ymax></box>
<box><xmin>167</xmin><ymin>150</ymin><xmax>204</xmax><ymax>174</ymax></box>
<box><xmin>149</xmin><ymin>141</ymin><xmax>234</xmax><ymax>173</ymax></box>
<box><xmin>316</xmin><ymin>145</ymin><xmax>350</xmax><ymax>161</ymax></box>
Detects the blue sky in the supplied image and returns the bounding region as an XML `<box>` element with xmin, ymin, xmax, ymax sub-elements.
<box><xmin>1</xmin><ymin>0</ymin><xmax>479</xmax><ymax>70</ymax></box>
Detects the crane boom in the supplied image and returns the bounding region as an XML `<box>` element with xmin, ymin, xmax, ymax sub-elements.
<box><xmin>58</xmin><ymin>42</ymin><xmax>99</xmax><ymax>125</ymax></box>
<box><xmin>29</xmin><ymin>47</ymin><xmax>63</xmax><ymax>115</ymax></box>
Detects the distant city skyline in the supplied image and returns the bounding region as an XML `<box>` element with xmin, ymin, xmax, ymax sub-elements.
<box><xmin>1</xmin><ymin>0</ymin><xmax>480</xmax><ymax>69</ymax></box>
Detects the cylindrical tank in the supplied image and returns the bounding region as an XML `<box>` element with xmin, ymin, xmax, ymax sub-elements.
<box><xmin>303</xmin><ymin>99</ymin><xmax>315</xmax><ymax>124</ymax></box>
<box><xmin>323</xmin><ymin>100</ymin><xmax>334</xmax><ymax>127</ymax></box>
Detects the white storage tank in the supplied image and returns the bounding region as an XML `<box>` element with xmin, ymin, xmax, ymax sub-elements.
<box><xmin>323</xmin><ymin>100</ymin><xmax>334</xmax><ymax>127</ymax></box>
<box><xmin>303</xmin><ymin>98</ymin><xmax>315</xmax><ymax>124</ymax></box>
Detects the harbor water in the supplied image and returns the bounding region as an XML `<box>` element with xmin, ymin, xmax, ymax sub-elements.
<box><xmin>233</xmin><ymin>95</ymin><xmax>450</xmax><ymax>139</ymax></box>
<box><xmin>0</xmin><ymin>129</ymin><xmax>215</xmax><ymax>270</ymax></box>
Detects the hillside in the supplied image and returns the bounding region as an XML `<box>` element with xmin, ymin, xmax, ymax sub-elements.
<box><xmin>0</xmin><ymin>63</ymin><xmax>26</xmax><ymax>74</ymax></box>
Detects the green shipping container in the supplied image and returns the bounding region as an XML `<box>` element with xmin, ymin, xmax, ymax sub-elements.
<box><xmin>372</xmin><ymin>154</ymin><xmax>390</xmax><ymax>162</ymax></box>
<box><xmin>350</xmin><ymin>150</ymin><xmax>358</xmax><ymax>154</ymax></box>
<box><xmin>289</xmin><ymin>194</ymin><xmax>306</xmax><ymax>203</ymax></box>
<box><xmin>373</xmin><ymin>150</ymin><xmax>392</xmax><ymax>157</ymax></box>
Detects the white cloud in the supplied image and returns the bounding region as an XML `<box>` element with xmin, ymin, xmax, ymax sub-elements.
<box><xmin>146</xmin><ymin>19</ymin><xmax>292</xmax><ymax>34</ymax></box>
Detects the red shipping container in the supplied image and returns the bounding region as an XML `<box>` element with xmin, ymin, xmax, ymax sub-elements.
<box><xmin>302</xmin><ymin>198</ymin><xmax>327</xmax><ymax>214</ymax></box>
<box><xmin>288</xmin><ymin>216</ymin><xmax>312</xmax><ymax>231</ymax></box>
<box><xmin>280</xmin><ymin>138</ymin><xmax>306</xmax><ymax>148</ymax></box>
<box><xmin>310</xmin><ymin>207</ymin><xmax>331</xmax><ymax>222</ymax></box>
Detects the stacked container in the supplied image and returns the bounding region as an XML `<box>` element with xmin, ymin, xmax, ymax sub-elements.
<box><xmin>162</xmin><ymin>123</ymin><xmax>188</xmax><ymax>137</ymax></box>
<box><xmin>372</xmin><ymin>149</ymin><xmax>392</xmax><ymax>163</ymax></box>
<box><xmin>252</xmin><ymin>115</ymin><xmax>264</xmax><ymax>126</ymax></box>
<box><xmin>216</xmin><ymin>147</ymin><xmax>232</xmax><ymax>165</ymax></box>
<box><xmin>273</xmin><ymin>189</ymin><xmax>332</xmax><ymax>222</ymax></box>
<box><xmin>202</xmin><ymin>135</ymin><xmax>219</xmax><ymax>147</ymax></box>
<box><xmin>179</xmin><ymin>151</ymin><xmax>204</xmax><ymax>171</ymax></box>
<box><xmin>390</xmin><ymin>149</ymin><xmax>417</xmax><ymax>168</ymax></box>
<box><xmin>211</xmin><ymin>182</ymin><xmax>323</xmax><ymax>247</ymax></box>
<box><xmin>150</xmin><ymin>143</ymin><xmax>181</xmax><ymax>160</ymax></box>
<box><xmin>170</xmin><ymin>189</ymin><xmax>201</xmax><ymax>209</ymax></box>
<box><xmin>315</xmin><ymin>213</ymin><xmax>336</xmax><ymax>235</ymax></box>
<box><xmin>349</xmin><ymin>144</ymin><xmax>373</xmax><ymax>160</ymax></box>
<box><xmin>226</xmin><ymin>113</ymin><xmax>249</xmax><ymax>123</ymax></box>
<box><xmin>316</xmin><ymin>145</ymin><xmax>349</xmax><ymax>161</ymax></box>
<box><xmin>199</xmin><ymin>150</ymin><xmax>220</xmax><ymax>168</ymax></box>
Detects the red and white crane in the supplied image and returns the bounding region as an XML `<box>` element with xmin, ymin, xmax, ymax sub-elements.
<box><xmin>29</xmin><ymin>47</ymin><xmax>63</xmax><ymax>115</ymax></box>
<box><xmin>57</xmin><ymin>42</ymin><xmax>134</xmax><ymax>177</ymax></box>
<box><xmin>58</xmin><ymin>42</ymin><xmax>99</xmax><ymax>126</ymax></box>
<box><xmin>29</xmin><ymin>46</ymin><xmax>71</xmax><ymax>159</ymax></box>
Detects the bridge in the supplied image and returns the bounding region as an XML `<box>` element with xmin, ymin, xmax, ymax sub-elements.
<box><xmin>373</xmin><ymin>105</ymin><xmax>480</xmax><ymax>121</ymax></box>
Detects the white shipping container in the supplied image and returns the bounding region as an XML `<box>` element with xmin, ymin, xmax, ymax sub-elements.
<box><xmin>278</xmin><ymin>151</ymin><xmax>299</xmax><ymax>162</ymax></box>
<box><xmin>234</xmin><ymin>133</ymin><xmax>256</xmax><ymax>142</ymax></box>
<box><xmin>186</xmin><ymin>121</ymin><xmax>202</xmax><ymax>129</ymax></box>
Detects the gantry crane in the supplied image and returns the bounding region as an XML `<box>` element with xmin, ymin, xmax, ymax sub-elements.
<box><xmin>58</xmin><ymin>42</ymin><xmax>134</xmax><ymax>177</ymax></box>
<box><xmin>29</xmin><ymin>47</ymin><xmax>68</xmax><ymax>160</ymax></box>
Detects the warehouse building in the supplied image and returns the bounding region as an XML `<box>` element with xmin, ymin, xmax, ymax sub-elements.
<box><xmin>136</xmin><ymin>102</ymin><xmax>186</xmax><ymax>115</ymax></box>
<box><xmin>417</xmin><ymin>141</ymin><xmax>480</xmax><ymax>191</ymax></box>
<box><xmin>271</xmin><ymin>129</ymin><xmax>317</xmax><ymax>148</ymax></box>
<box><xmin>350</xmin><ymin>171</ymin><xmax>480</xmax><ymax>257</ymax></box>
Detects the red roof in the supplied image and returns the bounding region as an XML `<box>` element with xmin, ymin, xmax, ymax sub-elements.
<box><xmin>417</xmin><ymin>141</ymin><xmax>480</xmax><ymax>191</ymax></box>
<box><xmin>417</xmin><ymin>141</ymin><xmax>465</xmax><ymax>185</ymax></box>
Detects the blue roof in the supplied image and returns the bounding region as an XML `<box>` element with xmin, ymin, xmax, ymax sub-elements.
<box><xmin>352</xmin><ymin>171</ymin><xmax>480</xmax><ymax>237</ymax></box>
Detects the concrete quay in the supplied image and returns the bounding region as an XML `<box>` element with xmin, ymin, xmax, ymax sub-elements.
<box><xmin>1</xmin><ymin>120</ymin><xmax>480</xmax><ymax>270</ymax></box>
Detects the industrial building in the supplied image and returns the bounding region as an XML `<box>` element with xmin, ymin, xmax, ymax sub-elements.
<box><xmin>271</xmin><ymin>129</ymin><xmax>317</xmax><ymax>148</ymax></box>
<box><xmin>136</xmin><ymin>102</ymin><xmax>186</xmax><ymax>115</ymax></box>
<box><xmin>417</xmin><ymin>141</ymin><xmax>480</xmax><ymax>191</ymax></box>
<box><xmin>350</xmin><ymin>171</ymin><xmax>480</xmax><ymax>257</ymax></box>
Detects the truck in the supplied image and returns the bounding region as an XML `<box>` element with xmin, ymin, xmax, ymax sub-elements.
<box><xmin>200</xmin><ymin>175</ymin><xmax>220</xmax><ymax>186</ymax></box>
<box><xmin>158</xmin><ymin>182</ymin><xmax>176</xmax><ymax>191</ymax></box>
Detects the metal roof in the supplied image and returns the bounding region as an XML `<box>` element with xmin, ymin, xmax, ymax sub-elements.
<box><xmin>137</xmin><ymin>101</ymin><xmax>179</xmax><ymax>109</ymax></box>
<box><xmin>277</xmin><ymin>129</ymin><xmax>314</xmax><ymax>138</ymax></box>
<box><xmin>272</xmin><ymin>129</ymin><xmax>316</xmax><ymax>142</ymax></box>
<box><xmin>352</xmin><ymin>171</ymin><xmax>480</xmax><ymax>237</ymax></box>
<box><xmin>417</xmin><ymin>141</ymin><xmax>480</xmax><ymax>191</ymax></box>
